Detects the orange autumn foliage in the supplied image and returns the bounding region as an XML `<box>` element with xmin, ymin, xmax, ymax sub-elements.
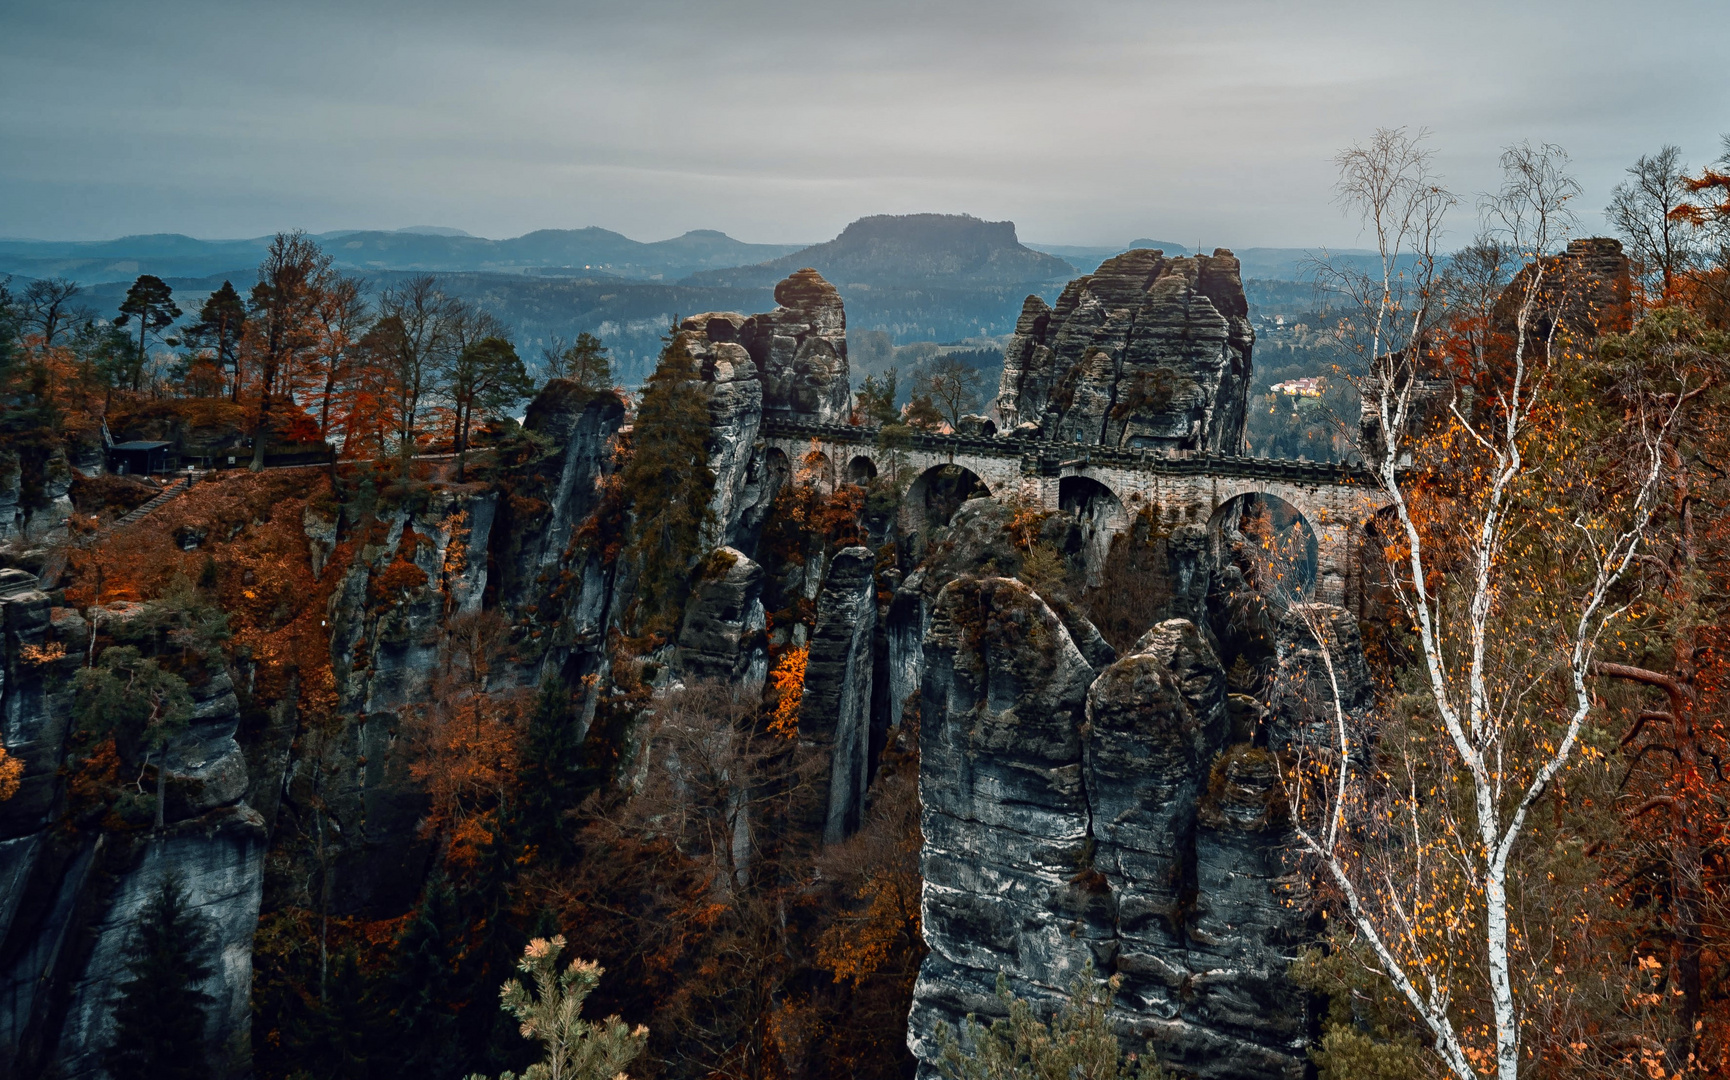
<box><xmin>405</xmin><ymin>689</ymin><xmax>528</xmax><ymax>872</ymax></box>
<box><xmin>63</xmin><ymin>469</ymin><xmax>350</xmax><ymax>749</ymax></box>
<box><xmin>0</xmin><ymin>747</ymin><xmax>22</xmax><ymax>802</ymax></box>
<box><xmin>767</xmin><ymin>645</ymin><xmax>807</xmax><ymax>738</ymax></box>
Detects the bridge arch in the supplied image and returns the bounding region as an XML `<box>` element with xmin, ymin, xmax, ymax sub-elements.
<box><xmin>845</xmin><ymin>454</ymin><xmax>878</xmax><ymax>484</ymax></box>
<box><xmin>795</xmin><ymin>449</ymin><xmax>835</xmax><ymax>494</ymax></box>
<box><xmin>1058</xmin><ymin>475</ymin><xmax>1128</xmax><ymax>586</ymax></box>
<box><xmin>902</xmin><ymin>462</ymin><xmax>992</xmax><ymax>534</ymax></box>
<box><xmin>1209</xmin><ymin>491</ymin><xmax>1320</xmax><ymax>596</ymax></box>
<box><xmin>762</xmin><ymin>446</ymin><xmax>792</xmax><ymax>491</ymax></box>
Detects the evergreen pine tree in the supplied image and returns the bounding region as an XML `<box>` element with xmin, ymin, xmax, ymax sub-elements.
<box><xmin>464</xmin><ymin>936</ymin><xmax>648</xmax><ymax>1080</ymax></box>
<box><xmin>314</xmin><ymin>951</ymin><xmax>385</xmax><ymax>1080</ymax></box>
<box><xmin>517</xmin><ymin>679</ymin><xmax>584</xmax><ymax>862</ymax></box>
<box><xmin>386</xmin><ymin>874</ymin><xmax>465</xmax><ymax>1080</ymax></box>
<box><xmin>114</xmin><ymin>274</ymin><xmax>182</xmax><ymax>392</ymax></box>
<box><xmin>445</xmin><ymin>334</ymin><xmax>533</xmax><ymax>476</ymax></box>
<box><xmin>618</xmin><ymin>330</ymin><xmax>715</xmax><ymax>635</ymax></box>
<box><xmin>187</xmin><ymin>280</ymin><xmax>248</xmax><ymax>401</ymax></box>
<box><xmin>552</xmin><ymin>332</ymin><xmax>613</xmax><ymax>391</ymax></box>
<box><xmin>104</xmin><ymin>874</ymin><xmax>215</xmax><ymax>1080</ymax></box>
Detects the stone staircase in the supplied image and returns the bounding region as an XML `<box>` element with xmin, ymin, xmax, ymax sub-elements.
<box><xmin>112</xmin><ymin>475</ymin><xmax>193</xmax><ymax>528</ymax></box>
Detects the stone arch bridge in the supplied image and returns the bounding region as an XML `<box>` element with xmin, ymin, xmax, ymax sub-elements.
<box><xmin>761</xmin><ymin>418</ymin><xmax>1391</xmax><ymax>607</ymax></box>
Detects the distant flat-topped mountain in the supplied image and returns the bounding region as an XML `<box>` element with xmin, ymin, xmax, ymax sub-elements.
<box><xmin>686</xmin><ymin>213</ymin><xmax>1076</xmax><ymax>289</ymax></box>
<box><xmin>0</xmin><ymin>228</ymin><xmax>805</xmax><ymax>285</ymax></box>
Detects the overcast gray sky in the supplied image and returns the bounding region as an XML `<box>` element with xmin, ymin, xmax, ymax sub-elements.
<box><xmin>2</xmin><ymin>0</ymin><xmax>1726</xmax><ymax>247</ymax></box>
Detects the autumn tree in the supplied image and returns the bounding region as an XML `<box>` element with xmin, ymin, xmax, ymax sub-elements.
<box><xmin>343</xmin><ymin>315</ymin><xmax>409</xmax><ymax>459</ymax></box>
<box><xmin>1672</xmin><ymin>137</ymin><xmax>1730</xmax><ymax>326</ymax></box>
<box><xmin>1582</xmin><ymin>306</ymin><xmax>1730</xmax><ymax>1071</ymax></box>
<box><xmin>104</xmin><ymin>874</ymin><xmax>215</xmax><ymax>1080</ymax></box>
<box><xmin>903</xmin><ymin>393</ymin><xmax>945</xmax><ymax>431</ymax></box>
<box><xmin>245</xmin><ymin>232</ymin><xmax>329</xmax><ymax>470</ymax></box>
<box><xmin>1285</xmin><ymin>132</ymin><xmax>1670</xmax><ymax>1080</ymax></box>
<box><xmin>0</xmin><ymin>746</ymin><xmax>22</xmax><ymax>802</ymax></box>
<box><xmin>445</xmin><ymin>335</ymin><xmax>532</xmax><ymax>477</ymax></box>
<box><xmin>624</xmin><ymin>680</ymin><xmax>812</xmax><ymax>891</ymax></box>
<box><xmin>115</xmin><ymin>274</ymin><xmax>182</xmax><ymax>392</ymax></box>
<box><xmin>304</xmin><ymin>271</ymin><xmax>369</xmax><ymax>442</ymax></box>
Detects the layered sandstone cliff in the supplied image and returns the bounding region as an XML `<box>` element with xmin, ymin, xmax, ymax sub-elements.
<box><xmin>992</xmin><ymin>249</ymin><xmax>1253</xmax><ymax>452</ymax></box>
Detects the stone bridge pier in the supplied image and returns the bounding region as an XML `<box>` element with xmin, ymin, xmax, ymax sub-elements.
<box><xmin>761</xmin><ymin>420</ymin><xmax>1389</xmax><ymax>606</ymax></box>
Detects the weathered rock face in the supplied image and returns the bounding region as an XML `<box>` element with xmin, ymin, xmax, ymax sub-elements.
<box><xmin>991</xmin><ymin>250</ymin><xmax>1253</xmax><ymax>453</ymax></box>
<box><xmin>493</xmin><ymin>388</ymin><xmax>628</xmax><ymax>694</ymax></box>
<box><xmin>739</xmin><ymin>269</ymin><xmax>851</xmax><ymax>424</ymax></box>
<box><xmin>47</xmin><ymin>811</ymin><xmax>265</xmax><ymax>1080</ymax></box>
<box><xmin>677</xmin><ymin>268</ymin><xmax>851</xmax><ymax>430</ymax></box>
<box><xmin>797</xmin><ymin>545</ymin><xmax>877</xmax><ymax>843</ymax></box>
<box><xmin>909</xmin><ymin>575</ymin><xmax>1102</xmax><ymax>1066</ymax></box>
<box><xmin>673</xmin><ymin>548</ymin><xmax>767</xmax><ymax>687</ymax></box>
<box><xmin>0</xmin><ymin>584</ymin><xmax>263</xmax><ymax>1080</ymax></box>
<box><xmin>909</xmin><ymin>596</ymin><xmax>1317</xmax><ymax>1080</ymax></box>
<box><xmin>675</xmin><ymin>317</ymin><xmax>768</xmax><ymax>547</ymax></box>
<box><xmin>1494</xmin><ymin>236</ymin><xmax>1634</xmax><ymax>343</ymax></box>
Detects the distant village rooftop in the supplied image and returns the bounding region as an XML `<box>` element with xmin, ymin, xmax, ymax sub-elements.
<box><xmin>1271</xmin><ymin>376</ymin><xmax>1325</xmax><ymax>397</ymax></box>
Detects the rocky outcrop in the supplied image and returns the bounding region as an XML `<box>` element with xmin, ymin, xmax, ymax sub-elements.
<box><xmin>48</xmin><ymin>810</ymin><xmax>265</xmax><ymax>1080</ymax></box>
<box><xmin>1494</xmin><ymin>236</ymin><xmax>1634</xmax><ymax>343</ymax></box>
<box><xmin>0</xmin><ymin>581</ymin><xmax>263</xmax><ymax>1080</ymax></box>
<box><xmin>0</xmin><ymin>445</ymin><xmax>75</xmax><ymax>549</ymax></box>
<box><xmin>493</xmin><ymin>387</ymin><xmax>628</xmax><ymax>696</ymax></box>
<box><xmin>328</xmin><ymin>488</ymin><xmax>498</xmax><ymax>715</ymax></box>
<box><xmin>797</xmin><ymin>546</ymin><xmax>877</xmax><ymax>843</ymax></box>
<box><xmin>991</xmin><ymin>250</ymin><xmax>1253</xmax><ymax>453</ymax></box>
<box><xmin>679</xmin><ymin>270</ymin><xmax>851</xmax><ymax>428</ymax></box>
<box><xmin>745</xmin><ymin>269</ymin><xmax>850</xmax><ymax>424</ymax></box>
<box><xmin>909</xmin><ymin>594</ymin><xmax>1317</xmax><ymax>1080</ymax></box>
<box><xmin>909</xmin><ymin>576</ymin><xmax>1102</xmax><ymax>1063</ymax></box>
<box><xmin>675</xmin><ymin>315</ymin><xmax>768</xmax><ymax>546</ymax></box>
<box><xmin>673</xmin><ymin>548</ymin><xmax>767</xmax><ymax>687</ymax></box>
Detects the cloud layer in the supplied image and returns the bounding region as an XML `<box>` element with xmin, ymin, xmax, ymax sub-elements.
<box><xmin>3</xmin><ymin>0</ymin><xmax>1726</xmax><ymax>246</ymax></box>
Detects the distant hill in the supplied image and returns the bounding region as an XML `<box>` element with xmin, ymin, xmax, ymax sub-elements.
<box><xmin>0</xmin><ymin>228</ymin><xmax>805</xmax><ymax>285</ymax></box>
<box><xmin>686</xmin><ymin>214</ymin><xmax>1075</xmax><ymax>289</ymax></box>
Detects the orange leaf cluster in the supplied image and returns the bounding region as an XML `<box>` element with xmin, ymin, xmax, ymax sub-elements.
<box><xmin>0</xmin><ymin>747</ymin><xmax>22</xmax><ymax>803</ymax></box>
<box><xmin>767</xmin><ymin>645</ymin><xmax>807</xmax><ymax>739</ymax></box>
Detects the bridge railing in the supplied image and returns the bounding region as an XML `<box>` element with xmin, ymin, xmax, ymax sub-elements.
<box><xmin>759</xmin><ymin>417</ymin><xmax>1376</xmax><ymax>486</ymax></box>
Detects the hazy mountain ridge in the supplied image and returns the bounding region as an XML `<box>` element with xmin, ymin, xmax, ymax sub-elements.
<box><xmin>0</xmin><ymin>227</ymin><xmax>804</xmax><ymax>285</ymax></box>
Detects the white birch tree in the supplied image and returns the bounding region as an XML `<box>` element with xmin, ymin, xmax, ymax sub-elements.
<box><xmin>1281</xmin><ymin>131</ymin><xmax>1674</xmax><ymax>1080</ymax></box>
